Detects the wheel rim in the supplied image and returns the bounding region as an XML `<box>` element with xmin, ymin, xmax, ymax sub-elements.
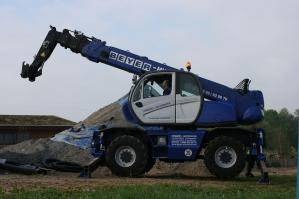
<box><xmin>115</xmin><ymin>146</ymin><xmax>136</xmax><ymax>168</ymax></box>
<box><xmin>214</xmin><ymin>146</ymin><xmax>237</xmax><ymax>168</ymax></box>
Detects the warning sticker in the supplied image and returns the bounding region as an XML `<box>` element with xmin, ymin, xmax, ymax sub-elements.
<box><xmin>170</xmin><ymin>135</ymin><xmax>198</xmax><ymax>147</ymax></box>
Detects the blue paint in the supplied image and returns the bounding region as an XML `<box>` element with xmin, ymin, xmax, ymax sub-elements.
<box><xmin>197</xmin><ymin>101</ymin><xmax>236</xmax><ymax>125</ymax></box>
<box><xmin>79</xmin><ymin>39</ymin><xmax>264</xmax><ymax>126</ymax></box>
<box><xmin>167</xmin><ymin>130</ymin><xmax>205</xmax><ymax>160</ymax></box>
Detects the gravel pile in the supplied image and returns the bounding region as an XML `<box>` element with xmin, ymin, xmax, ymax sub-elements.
<box><xmin>81</xmin><ymin>102</ymin><xmax>124</xmax><ymax>126</ymax></box>
<box><xmin>77</xmin><ymin>95</ymin><xmax>134</xmax><ymax>129</ymax></box>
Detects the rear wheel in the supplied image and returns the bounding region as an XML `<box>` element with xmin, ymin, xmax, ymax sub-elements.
<box><xmin>105</xmin><ymin>135</ymin><xmax>148</xmax><ymax>177</ymax></box>
<box><xmin>204</xmin><ymin>136</ymin><xmax>246</xmax><ymax>179</ymax></box>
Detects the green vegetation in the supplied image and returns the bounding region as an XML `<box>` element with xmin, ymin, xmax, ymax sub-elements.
<box><xmin>0</xmin><ymin>175</ymin><xmax>295</xmax><ymax>199</ymax></box>
<box><xmin>256</xmin><ymin>108</ymin><xmax>299</xmax><ymax>167</ymax></box>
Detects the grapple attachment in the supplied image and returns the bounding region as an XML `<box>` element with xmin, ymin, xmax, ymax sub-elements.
<box><xmin>21</xmin><ymin>26</ymin><xmax>59</xmax><ymax>82</ymax></box>
<box><xmin>21</xmin><ymin>26</ymin><xmax>91</xmax><ymax>82</ymax></box>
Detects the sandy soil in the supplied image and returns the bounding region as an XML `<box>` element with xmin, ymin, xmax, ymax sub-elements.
<box><xmin>0</xmin><ymin>167</ymin><xmax>295</xmax><ymax>193</ymax></box>
<box><xmin>0</xmin><ymin>172</ymin><xmax>243</xmax><ymax>193</ymax></box>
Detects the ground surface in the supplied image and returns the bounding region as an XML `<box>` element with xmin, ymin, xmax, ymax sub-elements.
<box><xmin>0</xmin><ymin>167</ymin><xmax>295</xmax><ymax>198</ymax></box>
<box><xmin>0</xmin><ymin>102</ymin><xmax>295</xmax><ymax>198</ymax></box>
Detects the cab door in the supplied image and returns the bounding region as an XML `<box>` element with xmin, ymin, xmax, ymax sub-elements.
<box><xmin>130</xmin><ymin>72</ymin><xmax>176</xmax><ymax>124</ymax></box>
<box><xmin>175</xmin><ymin>73</ymin><xmax>202</xmax><ymax>124</ymax></box>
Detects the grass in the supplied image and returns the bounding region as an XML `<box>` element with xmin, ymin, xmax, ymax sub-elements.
<box><xmin>0</xmin><ymin>175</ymin><xmax>295</xmax><ymax>199</ymax></box>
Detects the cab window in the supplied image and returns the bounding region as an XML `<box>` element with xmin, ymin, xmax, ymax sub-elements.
<box><xmin>176</xmin><ymin>73</ymin><xmax>200</xmax><ymax>97</ymax></box>
<box><xmin>143</xmin><ymin>74</ymin><xmax>172</xmax><ymax>99</ymax></box>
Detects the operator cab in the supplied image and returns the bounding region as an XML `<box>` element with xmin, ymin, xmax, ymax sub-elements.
<box><xmin>129</xmin><ymin>71</ymin><xmax>203</xmax><ymax>125</ymax></box>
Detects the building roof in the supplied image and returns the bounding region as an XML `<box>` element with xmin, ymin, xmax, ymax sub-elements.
<box><xmin>0</xmin><ymin>115</ymin><xmax>76</xmax><ymax>126</ymax></box>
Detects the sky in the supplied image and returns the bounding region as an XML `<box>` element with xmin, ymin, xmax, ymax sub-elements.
<box><xmin>0</xmin><ymin>0</ymin><xmax>298</xmax><ymax>122</ymax></box>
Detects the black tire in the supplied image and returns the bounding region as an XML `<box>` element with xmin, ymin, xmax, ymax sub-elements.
<box><xmin>204</xmin><ymin>136</ymin><xmax>246</xmax><ymax>179</ymax></box>
<box><xmin>105</xmin><ymin>135</ymin><xmax>148</xmax><ymax>177</ymax></box>
<box><xmin>144</xmin><ymin>157</ymin><xmax>156</xmax><ymax>173</ymax></box>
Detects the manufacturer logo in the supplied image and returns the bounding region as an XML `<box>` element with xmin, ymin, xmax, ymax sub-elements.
<box><xmin>109</xmin><ymin>51</ymin><xmax>165</xmax><ymax>72</ymax></box>
<box><xmin>184</xmin><ymin>149</ymin><xmax>193</xmax><ymax>157</ymax></box>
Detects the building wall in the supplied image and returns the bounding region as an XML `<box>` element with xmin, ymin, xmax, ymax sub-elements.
<box><xmin>0</xmin><ymin>125</ymin><xmax>72</xmax><ymax>145</ymax></box>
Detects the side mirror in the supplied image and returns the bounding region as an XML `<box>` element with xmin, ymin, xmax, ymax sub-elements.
<box><xmin>132</xmin><ymin>75</ymin><xmax>138</xmax><ymax>84</ymax></box>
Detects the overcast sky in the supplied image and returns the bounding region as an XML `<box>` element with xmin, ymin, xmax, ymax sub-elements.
<box><xmin>0</xmin><ymin>0</ymin><xmax>298</xmax><ymax>122</ymax></box>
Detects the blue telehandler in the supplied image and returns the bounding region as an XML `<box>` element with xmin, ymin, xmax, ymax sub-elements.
<box><xmin>21</xmin><ymin>26</ymin><xmax>269</xmax><ymax>182</ymax></box>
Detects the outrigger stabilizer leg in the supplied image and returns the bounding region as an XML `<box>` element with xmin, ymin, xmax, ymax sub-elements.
<box><xmin>256</xmin><ymin>128</ymin><xmax>270</xmax><ymax>184</ymax></box>
<box><xmin>257</xmin><ymin>161</ymin><xmax>270</xmax><ymax>184</ymax></box>
<box><xmin>78</xmin><ymin>158</ymin><xmax>104</xmax><ymax>178</ymax></box>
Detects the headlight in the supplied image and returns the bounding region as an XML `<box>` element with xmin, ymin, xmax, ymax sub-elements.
<box><xmin>157</xmin><ymin>136</ymin><xmax>167</xmax><ymax>146</ymax></box>
<box><xmin>91</xmin><ymin>141</ymin><xmax>95</xmax><ymax>147</ymax></box>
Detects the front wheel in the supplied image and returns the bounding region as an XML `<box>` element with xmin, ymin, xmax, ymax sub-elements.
<box><xmin>105</xmin><ymin>135</ymin><xmax>148</xmax><ymax>177</ymax></box>
<box><xmin>204</xmin><ymin>136</ymin><xmax>246</xmax><ymax>179</ymax></box>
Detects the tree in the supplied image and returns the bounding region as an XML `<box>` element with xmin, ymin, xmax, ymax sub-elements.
<box><xmin>255</xmin><ymin>108</ymin><xmax>299</xmax><ymax>166</ymax></box>
<box><xmin>290</xmin><ymin>146</ymin><xmax>296</xmax><ymax>159</ymax></box>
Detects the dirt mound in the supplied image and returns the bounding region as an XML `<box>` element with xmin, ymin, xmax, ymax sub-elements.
<box><xmin>77</xmin><ymin>95</ymin><xmax>132</xmax><ymax>128</ymax></box>
<box><xmin>82</xmin><ymin>102</ymin><xmax>123</xmax><ymax>126</ymax></box>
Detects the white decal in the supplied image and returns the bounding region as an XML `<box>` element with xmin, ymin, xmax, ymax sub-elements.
<box><xmin>156</xmin><ymin>66</ymin><xmax>165</xmax><ymax>71</ymax></box>
<box><xmin>117</xmin><ymin>54</ymin><xmax>126</xmax><ymax>63</ymax></box>
<box><xmin>109</xmin><ymin>51</ymin><xmax>166</xmax><ymax>72</ymax></box>
<box><xmin>202</xmin><ymin>89</ymin><xmax>228</xmax><ymax>102</ymax></box>
<box><xmin>134</xmin><ymin>60</ymin><xmax>143</xmax><ymax>69</ymax></box>
<box><xmin>125</xmin><ymin>57</ymin><xmax>135</xmax><ymax>65</ymax></box>
<box><xmin>142</xmin><ymin>63</ymin><xmax>151</xmax><ymax>71</ymax></box>
<box><xmin>109</xmin><ymin>51</ymin><xmax>118</xmax><ymax>60</ymax></box>
<box><xmin>184</xmin><ymin>149</ymin><xmax>193</xmax><ymax>157</ymax></box>
<box><xmin>171</xmin><ymin>135</ymin><xmax>197</xmax><ymax>146</ymax></box>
